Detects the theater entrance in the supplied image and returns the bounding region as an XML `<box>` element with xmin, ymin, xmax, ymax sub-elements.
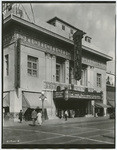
<box><xmin>54</xmin><ymin>98</ymin><xmax>92</xmax><ymax>118</ymax></box>
<box><xmin>53</xmin><ymin>89</ymin><xmax>102</xmax><ymax>118</ymax></box>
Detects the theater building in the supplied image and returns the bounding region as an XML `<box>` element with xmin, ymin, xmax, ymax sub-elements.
<box><xmin>3</xmin><ymin>9</ymin><xmax>112</xmax><ymax>119</ymax></box>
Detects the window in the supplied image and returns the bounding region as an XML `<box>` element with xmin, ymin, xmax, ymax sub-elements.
<box><xmin>88</xmin><ymin>38</ymin><xmax>91</xmax><ymax>43</ymax></box>
<box><xmin>97</xmin><ymin>73</ymin><xmax>101</xmax><ymax>87</ymax></box>
<box><xmin>85</xmin><ymin>36</ymin><xmax>87</xmax><ymax>42</ymax></box>
<box><xmin>56</xmin><ymin>64</ymin><xmax>60</xmax><ymax>82</ymax></box>
<box><xmin>5</xmin><ymin>55</ymin><xmax>9</xmax><ymax>76</ymax></box>
<box><xmin>53</xmin><ymin>22</ymin><xmax>55</xmax><ymax>26</ymax></box>
<box><xmin>70</xmin><ymin>29</ymin><xmax>73</xmax><ymax>34</ymax></box>
<box><xmin>85</xmin><ymin>36</ymin><xmax>91</xmax><ymax>43</ymax></box>
<box><xmin>62</xmin><ymin>25</ymin><xmax>65</xmax><ymax>30</ymax></box>
<box><xmin>27</xmin><ymin>56</ymin><xmax>38</xmax><ymax>77</ymax></box>
<box><xmin>80</xmin><ymin>69</ymin><xmax>87</xmax><ymax>86</ymax></box>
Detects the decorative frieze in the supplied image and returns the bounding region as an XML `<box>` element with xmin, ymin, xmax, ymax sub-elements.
<box><xmin>43</xmin><ymin>81</ymin><xmax>71</xmax><ymax>91</ymax></box>
<box><xmin>82</xmin><ymin>57</ymin><xmax>106</xmax><ymax>70</ymax></box>
<box><xmin>14</xmin><ymin>32</ymin><xmax>71</xmax><ymax>60</ymax></box>
<box><xmin>43</xmin><ymin>81</ymin><xmax>94</xmax><ymax>92</ymax></box>
<box><xmin>3</xmin><ymin>33</ymin><xmax>16</xmax><ymax>46</ymax></box>
<box><xmin>3</xmin><ymin>31</ymin><xmax>106</xmax><ymax>70</ymax></box>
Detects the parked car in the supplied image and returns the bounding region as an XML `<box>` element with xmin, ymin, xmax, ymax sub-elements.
<box><xmin>109</xmin><ymin>112</ymin><xmax>115</xmax><ymax>119</ymax></box>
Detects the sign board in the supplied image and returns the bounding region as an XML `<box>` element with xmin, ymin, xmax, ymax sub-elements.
<box><xmin>15</xmin><ymin>38</ymin><xmax>21</xmax><ymax>88</ymax></box>
<box><xmin>53</xmin><ymin>90</ymin><xmax>102</xmax><ymax>100</ymax></box>
<box><xmin>53</xmin><ymin>91</ymin><xmax>64</xmax><ymax>99</ymax></box>
<box><xmin>73</xmin><ymin>31</ymin><xmax>84</xmax><ymax>81</ymax></box>
<box><xmin>69</xmin><ymin>91</ymin><xmax>101</xmax><ymax>100</ymax></box>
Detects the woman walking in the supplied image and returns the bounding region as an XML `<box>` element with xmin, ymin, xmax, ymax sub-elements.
<box><xmin>64</xmin><ymin>110</ymin><xmax>68</xmax><ymax>121</ymax></box>
<box><xmin>37</xmin><ymin>111</ymin><xmax>42</xmax><ymax>126</ymax></box>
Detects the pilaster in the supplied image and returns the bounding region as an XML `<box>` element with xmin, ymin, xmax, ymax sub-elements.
<box><xmin>65</xmin><ymin>59</ymin><xmax>69</xmax><ymax>84</ymax></box>
<box><xmin>87</xmin><ymin>66</ymin><xmax>94</xmax><ymax>88</ymax></box>
<box><xmin>45</xmin><ymin>53</ymin><xmax>51</xmax><ymax>81</ymax></box>
<box><xmin>51</xmin><ymin>55</ymin><xmax>56</xmax><ymax>82</ymax></box>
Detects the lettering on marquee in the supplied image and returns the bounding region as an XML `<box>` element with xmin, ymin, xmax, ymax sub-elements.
<box><xmin>53</xmin><ymin>90</ymin><xmax>102</xmax><ymax>100</ymax></box>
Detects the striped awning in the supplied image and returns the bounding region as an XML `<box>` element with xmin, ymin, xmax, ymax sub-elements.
<box><xmin>95</xmin><ymin>102</ymin><xmax>111</xmax><ymax>108</ymax></box>
<box><xmin>108</xmin><ymin>101</ymin><xmax>115</xmax><ymax>108</ymax></box>
<box><xmin>22</xmin><ymin>92</ymin><xmax>52</xmax><ymax>110</ymax></box>
<box><xmin>3</xmin><ymin>92</ymin><xmax>10</xmax><ymax>107</ymax></box>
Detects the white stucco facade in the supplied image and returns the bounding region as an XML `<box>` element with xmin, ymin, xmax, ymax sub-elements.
<box><xmin>3</xmin><ymin>14</ymin><xmax>112</xmax><ymax>119</ymax></box>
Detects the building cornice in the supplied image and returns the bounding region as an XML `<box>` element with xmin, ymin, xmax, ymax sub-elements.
<box><xmin>82</xmin><ymin>45</ymin><xmax>113</xmax><ymax>61</ymax></box>
<box><xmin>106</xmin><ymin>72</ymin><xmax>115</xmax><ymax>76</ymax></box>
<box><xmin>3</xmin><ymin>14</ymin><xmax>112</xmax><ymax>61</ymax></box>
<box><xmin>4</xmin><ymin>14</ymin><xmax>73</xmax><ymax>45</ymax></box>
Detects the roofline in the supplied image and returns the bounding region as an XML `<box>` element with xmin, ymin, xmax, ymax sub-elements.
<box><xmin>4</xmin><ymin>14</ymin><xmax>113</xmax><ymax>61</ymax></box>
<box><xmin>4</xmin><ymin>14</ymin><xmax>73</xmax><ymax>45</ymax></box>
<box><xmin>82</xmin><ymin>45</ymin><xmax>113</xmax><ymax>61</ymax></box>
<box><xmin>47</xmin><ymin>16</ymin><xmax>86</xmax><ymax>34</ymax></box>
<box><xmin>106</xmin><ymin>72</ymin><xmax>115</xmax><ymax>76</ymax></box>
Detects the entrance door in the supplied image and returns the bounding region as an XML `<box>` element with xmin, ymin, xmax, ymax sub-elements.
<box><xmin>78</xmin><ymin>101</ymin><xmax>88</xmax><ymax>117</ymax></box>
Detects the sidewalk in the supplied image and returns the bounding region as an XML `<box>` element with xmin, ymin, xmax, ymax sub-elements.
<box><xmin>44</xmin><ymin>115</ymin><xmax>110</xmax><ymax>125</ymax></box>
<box><xmin>3</xmin><ymin>116</ymin><xmax>110</xmax><ymax>127</ymax></box>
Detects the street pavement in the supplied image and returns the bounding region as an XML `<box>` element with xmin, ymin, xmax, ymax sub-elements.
<box><xmin>2</xmin><ymin>116</ymin><xmax>115</xmax><ymax>148</ymax></box>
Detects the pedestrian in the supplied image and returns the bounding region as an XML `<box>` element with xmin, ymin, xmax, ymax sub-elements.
<box><xmin>31</xmin><ymin>109</ymin><xmax>37</xmax><ymax>126</ymax></box>
<box><xmin>64</xmin><ymin>110</ymin><xmax>68</xmax><ymax>121</ymax></box>
<box><xmin>19</xmin><ymin>110</ymin><xmax>23</xmax><ymax>123</ymax></box>
<box><xmin>37</xmin><ymin>111</ymin><xmax>42</xmax><ymax>126</ymax></box>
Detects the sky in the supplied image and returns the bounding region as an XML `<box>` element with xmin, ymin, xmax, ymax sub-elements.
<box><xmin>14</xmin><ymin>2</ymin><xmax>115</xmax><ymax>73</ymax></box>
<box><xmin>21</xmin><ymin>2</ymin><xmax>115</xmax><ymax>60</ymax></box>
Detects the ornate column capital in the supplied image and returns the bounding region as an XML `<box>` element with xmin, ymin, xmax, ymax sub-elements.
<box><xmin>45</xmin><ymin>53</ymin><xmax>51</xmax><ymax>59</ymax></box>
<box><xmin>52</xmin><ymin>55</ymin><xmax>56</xmax><ymax>59</ymax></box>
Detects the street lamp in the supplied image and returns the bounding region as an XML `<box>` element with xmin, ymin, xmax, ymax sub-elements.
<box><xmin>39</xmin><ymin>91</ymin><xmax>47</xmax><ymax>123</ymax></box>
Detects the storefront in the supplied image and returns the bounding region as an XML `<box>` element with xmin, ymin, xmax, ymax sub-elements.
<box><xmin>22</xmin><ymin>91</ymin><xmax>52</xmax><ymax>120</ymax></box>
<box><xmin>3</xmin><ymin>92</ymin><xmax>10</xmax><ymax>114</ymax></box>
<box><xmin>53</xmin><ymin>88</ymin><xmax>103</xmax><ymax>118</ymax></box>
<box><xmin>106</xmin><ymin>85</ymin><xmax>115</xmax><ymax>114</ymax></box>
<box><xmin>95</xmin><ymin>101</ymin><xmax>110</xmax><ymax>116</ymax></box>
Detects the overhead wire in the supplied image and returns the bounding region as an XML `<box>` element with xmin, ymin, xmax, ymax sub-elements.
<box><xmin>20</xmin><ymin>3</ymin><xmax>31</xmax><ymax>21</ymax></box>
<box><xmin>30</xmin><ymin>3</ymin><xmax>35</xmax><ymax>23</ymax></box>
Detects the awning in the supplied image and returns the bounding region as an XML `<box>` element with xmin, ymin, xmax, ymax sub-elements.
<box><xmin>3</xmin><ymin>92</ymin><xmax>10</xmax><ymax>107</ymax></box>
<box><xmin>108</xmin><ymin>101</ymin><xmax>115</xmax><ymax>108</ymax></box>
<box><xmin>22</xmin><ymin>92</ymin><xmax>52</xmax><ymax>109</ymax></box>
<box><xmin>107</xmin><ymin>91</ymin><xmax>115</xmax><ymax>101</ymax></box>
<box><xmin>95</xmin><ymin>102</ymin><xmax>111</xmax><ymax>108</ymax></box>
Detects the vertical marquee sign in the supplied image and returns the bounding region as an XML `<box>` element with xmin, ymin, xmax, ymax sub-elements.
<box><xmin>73</xmin><ymin>30</ymin><xmax>84</xmax><ymax>80</ymax></box>
<box><xmin>15</xmin><ymin>38</ymin><xmax>21</xmax><ymax>88</ymax></box>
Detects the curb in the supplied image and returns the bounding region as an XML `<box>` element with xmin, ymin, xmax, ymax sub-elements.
<box><xmin>3</xmin><ymin>116</ymin><xmax>110</xmax><ymax>127</ymax></box>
